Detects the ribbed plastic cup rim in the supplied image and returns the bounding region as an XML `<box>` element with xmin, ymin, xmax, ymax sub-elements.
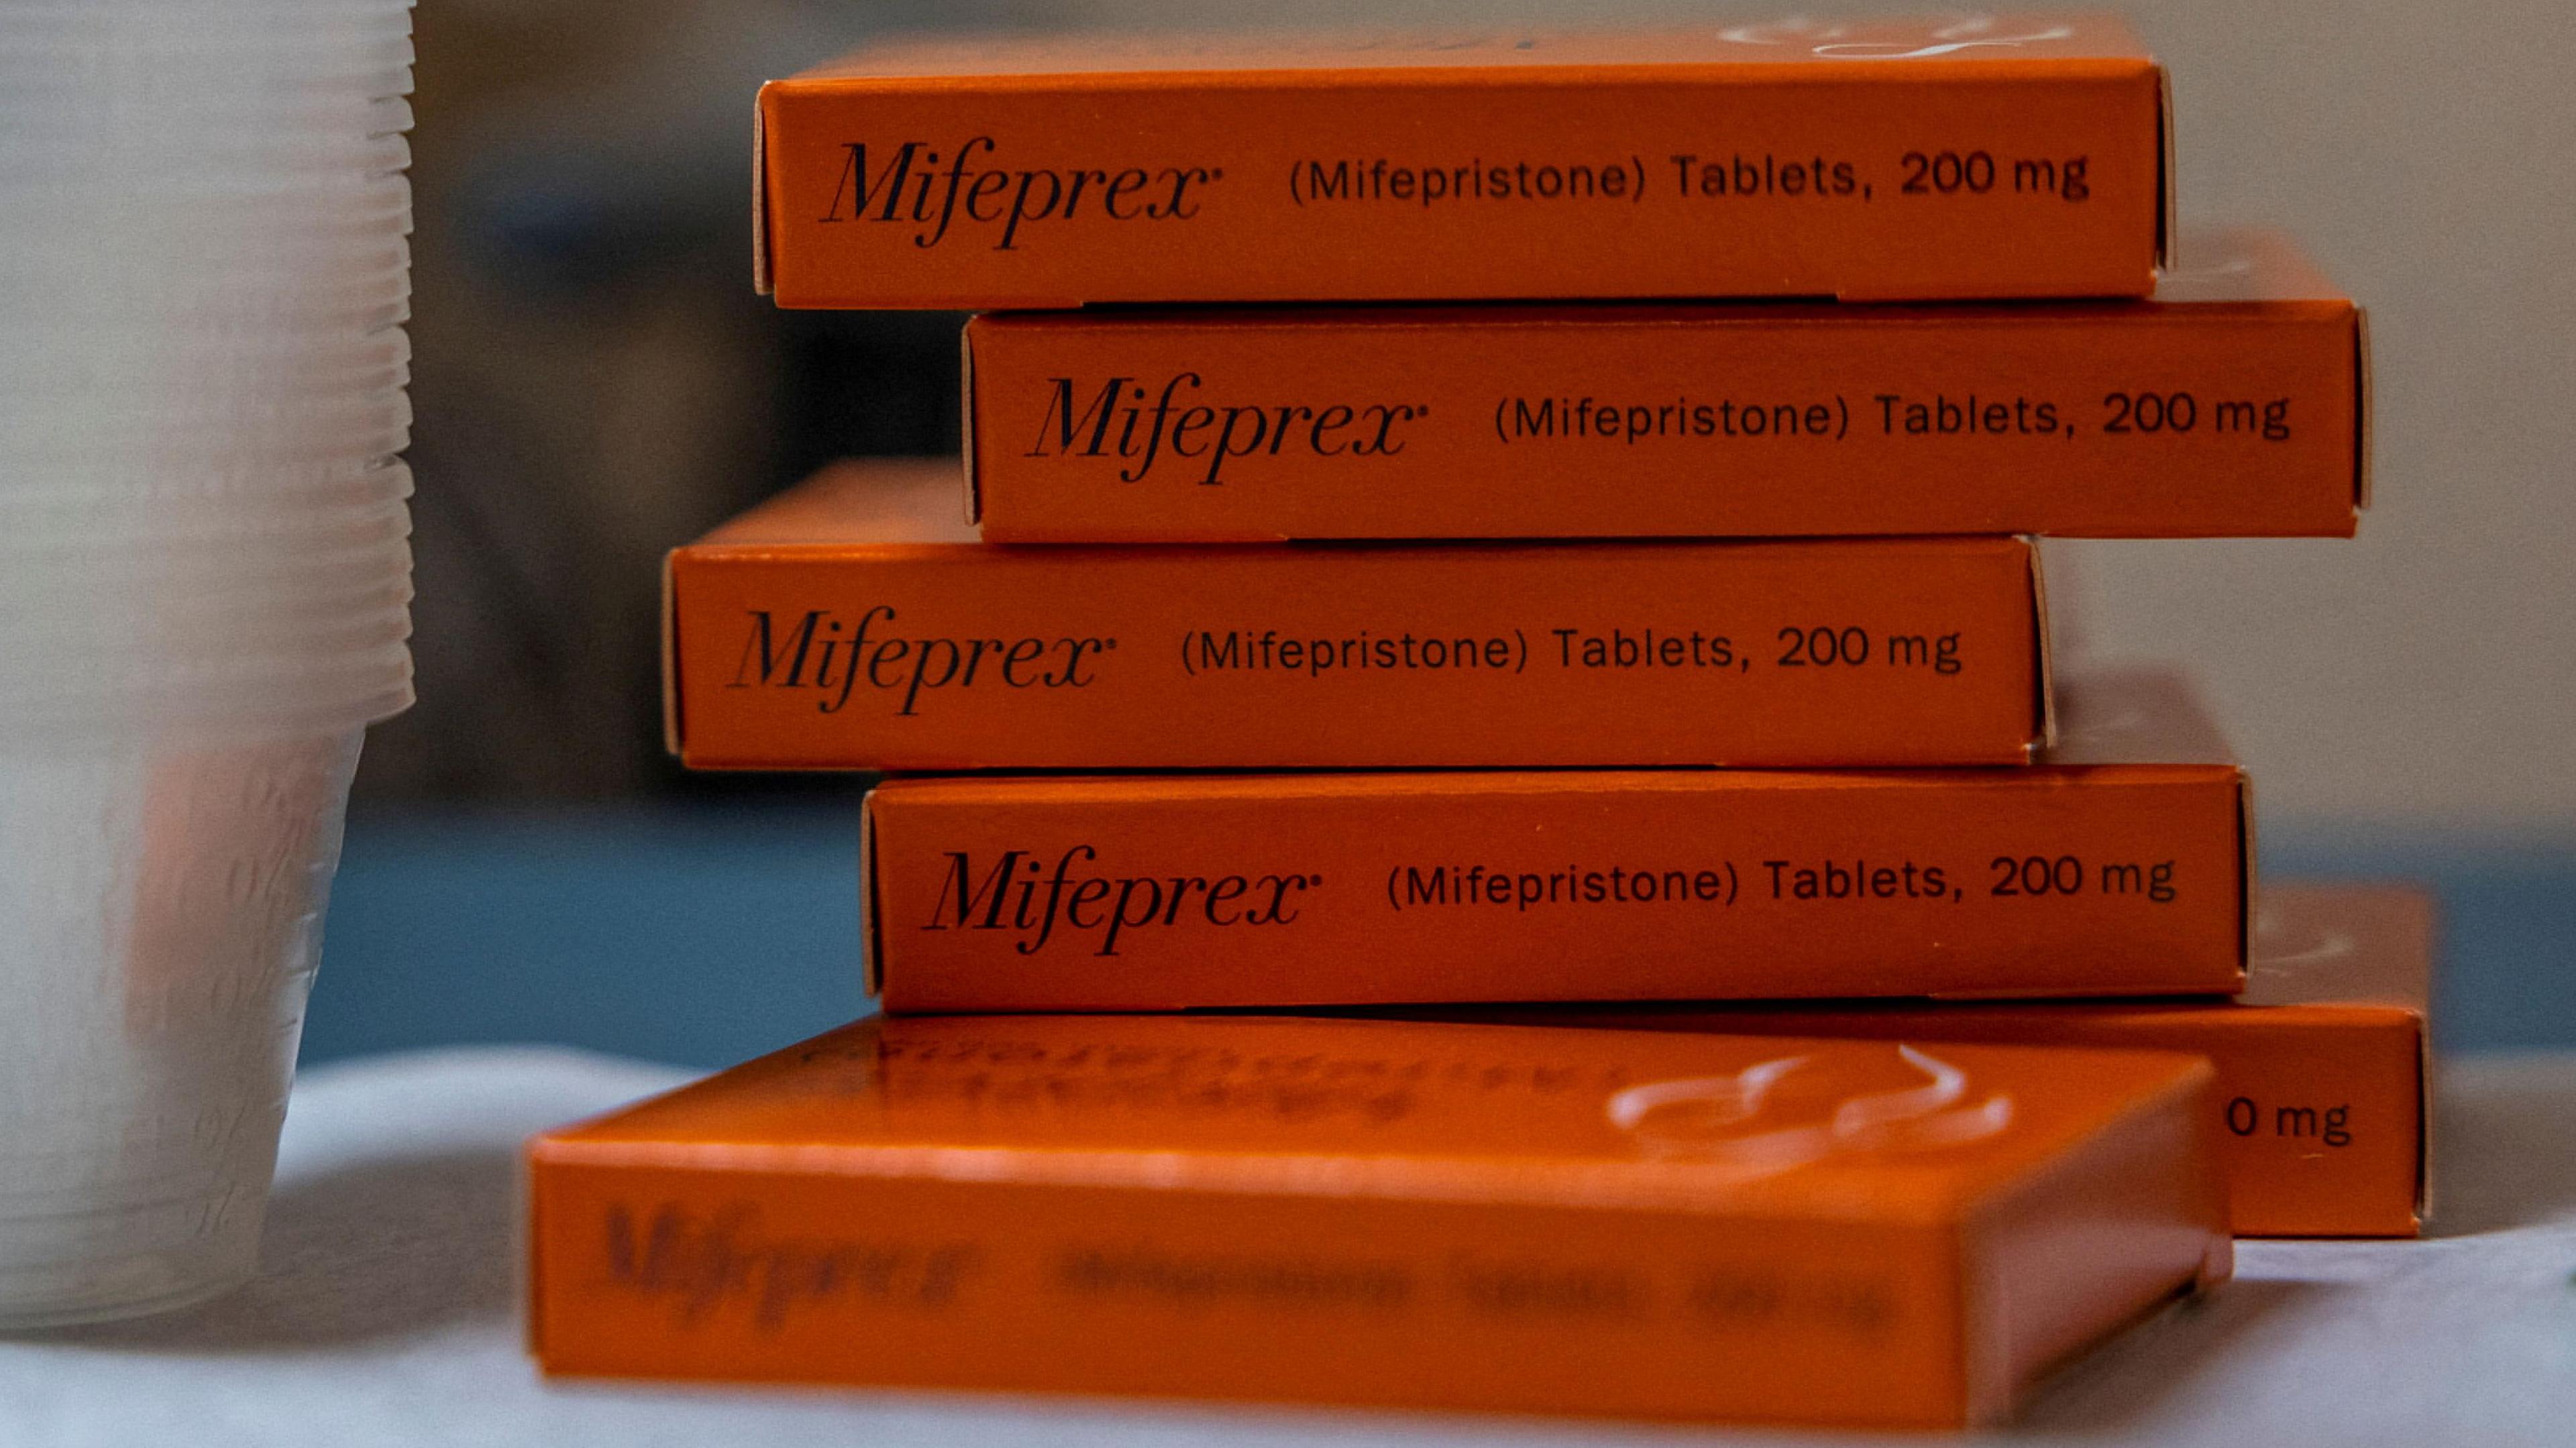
<box><xmin>0</xmin><ymin>19</ymin><xmax>414</xmax><ymax>44</ymax></box>
<box><xmin>0</xmin><ymin>341</ymin><xmax>410</xmax><ymax>374</ymax></box>
<box><xmin>1</xmin><ymin>609</ymin><xmax>417</xmax><ymax>655</ymax></box>
<box><xmin>0</xmin><ymin>8</ymin><xmax>413</xmax><ymax>27</ymax></box>
<box><xmin>0</xmin><ymin>488</ymin><xmax>410</xmax><ymax>536</ymax></box>
<box><xmin>0</xmin><ymin>178</ymin><xmax>411</xmax><ymax>211</ymax></box>
<box><xmin>4</xmin><ymin>573</ymin><xmax>415</xmax><ymax>612</ymax></box>
<box><xmin>0</xmin><ymin>101</ymin><xmax>413</xmax><ymax>136</ymax></box>
<box><xmin>1</xmin><ymin>584</ymin><xmax>416</xmax><ymax>634</ymax></box>
<box><xmin>0</xmin><ymin>1</ymin><xmax>412</xmax><ymax>13</ymax></box>
<box><xmin>3</xmin><ymin>604</ymin><xmax>417</xmax><ymax>651</ymax></box>
<box><xmin>1</xmin><ymin>578</ymin><xmax>413</xmax><ymax>613</ymax></box>
<box><xmin>4</xmin><ymin>549</ymin><xmax>415</xmax><ymax>591</ymax></box>
<box><xmin>0</xmin><ymin>439</ymin><xmax>413</xmax><ymax>471</ymax></box>
<box><xmin>0</xmin><ymin>134</ymin><xmax>409</xmax><ymax>171</ymax></box>
<box><xmin>0</xmin><ymin>138</ymin><xmax>412</xmax><ymax>170</ymax></box>
<box><xmin>0</xmin><ymin>414</ymin><xmax>411</xmax><ymax>449</ymax></box>
<box><xmin>3</xmin><ymin>201</ymin><xmax>411</xmax><ymax>225</ymax></box>
<box><xmin>0</xmin><ymin>552</ymin><xmax>414</xmax><ymax>598</ymax></box>
<box><xmin>0</xmin><ymin>450</ymin><xmax>404</xmax><ymax>490</ymax></box>
<box><xmin>9</xmin><ymin>333</ymin><xmax>412</xmax><ymax>378</ymax></box>
<box><xmin>2</xmin><ymin>600</ymin><xmax>415</xmax><ymax>647</ymax></box>
<box><xmin>0</xmin><ymin>671</ymin><xmax>416</xmax><ymax>720</ymax></box>
<box><xmin>13</xmin><ymin>294</ymin><xmax>409</xmax><ymax>329</ymax></box>
<box><xmin>0</xmin><ymin>679</ymin><xmax>415</xmax><ymax>738</ymax></box>
<box><xmin>0</xmin><ymin>384</ymin><xmax>410</xmax><ymax>418</ymax></box>
<box><xmin>0</xmin><ymin>239</ymin><xmax>411</xmax><ymax>270</ymax></box>
<box><xmin>0</xmin><ymin>371</ymin><xmax>408</xmax><ymax>394</ymax></box>
<box><xmin>4</xmin><ymin>522</ymin><xmax>413</xmax><ymax>560</ymax></box>
<box><xmin>0</xmin><ymin>98</ymin><xmax>414</xmax><ymax>129</ymax></box>
<box><xmin>0</xmin><ymin>19</ymin><xmax>412</xmax><ymax>40</ymax></box>
<box><xmin>3</xmin><ymin>594</ymin><xmax>416</xmax><ymax>639</ymax></box>
<box><xmin>0</xmin><ymin>453</ymin><xmax>407</xmax><ymax>494</ymax></box>
<box><xmin>1</xmin><ymin>379</ymin><xmax>411</xmax><ymax>405</ymax></box>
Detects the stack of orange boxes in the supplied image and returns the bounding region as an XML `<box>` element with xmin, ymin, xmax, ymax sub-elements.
<box><xmin>529</xmin><ymin>15</ymin><xmax>2424</xmax><ymax>1428</ymax></box>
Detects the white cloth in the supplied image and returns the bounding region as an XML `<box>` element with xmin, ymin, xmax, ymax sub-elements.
<box><xmin>3</xmin><ymin>1048</ymin><xmax>2571</xmax><ymax>1447</ymax></box>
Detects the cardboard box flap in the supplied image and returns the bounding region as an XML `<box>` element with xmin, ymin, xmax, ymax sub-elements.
<box><xmin>751</xmin><ymin>87</ymin><xmax>775</xmax><ymax>296</ymax></box>
<box><xmin>2355</xmin><ymin>306</ymin><xmax>2376</xmax><ymax>512</ymax></box>
<box><xmin>959</xmin><ymin>326</ymin><xmax>984</xmax><ymax>525</ymax></box>
<box><xmin>2028</xmin><ymin>538</ymin><xmax>2058</xmax><ymax>755</ymax></box>
<box><xmin>2155</xmin><ymin>65</ymin><xmax>2177</xmax><ymax>269</ymax></box>
<box><xmin>659</xmin><ymin>551</ymin><xmax>684</xmax><ymax>757</ymax></box>
<box><xmin>860</xmin><ymin>789</ymin><xmax>885</xmax><ymax>999</ymax></box>
<box><xmin>2046</xmin><ymin>667</ymin><xmax>2232</xmax><ymax>765</ymax></box>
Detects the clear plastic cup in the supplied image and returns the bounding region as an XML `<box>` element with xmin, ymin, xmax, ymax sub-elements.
<box><xmin>2</xmin><ymin>622</ymin><xmax>418</xmax><ymax>691</ymax></box>
<box><xmin>1</xmin><ymin>578</ymin><xmax>415</xmax><ymax>647</ymax></box>
<box><xmin>2</xmin><ymin>629</ymin><xmax>418</xmax><ymax>696</ymax></box>
<box><xmin>0</xmin><ymin>396</ymin><xmax>412</xmax><ymax>460</ymax></box>
<box><xmin>12</xmin><ymin>274</ymin><xmax>410</xmax><ymax>323</ymax></box>
<box><xmin>3</xmin><ymin>656</ymin><xmax>417</xmax><ymax>714</ymax></box>
<box><xmin>0</xmin><ymin>183</ymin><xmax>413</xmax><ymax>229</ymax></box>
<box><xmin>0</xmin><ymin>0</ymin><xmax>416</xmax><ymax>1329</ymax></box>
<box><xmin>0</xmin><ymin>726</ymin><xmax>372</xmax><ymax>1327</ymax></box>
<box><xmin>0</xmin><ymin>649</ymin><xmax>414</xmax><ymax>740</ymax></box>
<box><xmin>0</xmin><ymin>359</ymin><xmax>411</xmax><ymax>404</ymax></box>
<box><xmin>0</xmin><ymin>363</ymin><xmax>411</xmax><ymax>406</ymax></box>
<box><xmin>0</xmin><ymin>135</ymin><xmax>412</xmax><ymax>182</ymax></box>
<box><xmin>0</xmin><ymin>452</ymin><xmax>408</xmax><ymax>494</ymax></box>
<box><xmin>2</xmin><ymin>589</ymin><xmax>415</xmax><ymax>715</ymax></box>
<box><xmin>0</xmin><ymin>455</ymin><xmax>409</xmax><ymax>504</ymax></box>
<box><xmin>0</xmin><ymin>20</ymin><xmax>414</xmax><ymax>53</ymax></box>
<box><xmin>0</xmin><ymin>499</ymin><xmax>410</xmax><ymax>555</ymax></box>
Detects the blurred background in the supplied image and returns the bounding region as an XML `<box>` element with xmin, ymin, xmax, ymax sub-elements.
<box><xmin>309</xmin><ymin>0</ymin><xmax>2576</xmax><ymax>1066</ymax></box>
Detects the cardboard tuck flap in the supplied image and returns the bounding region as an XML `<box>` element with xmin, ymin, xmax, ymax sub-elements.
<box><xmin>2029</xmin><ymin>539</ymin><xmax>2057</xmax><ymax>754</ymax></box>
<box><xmin>751</xmin><ymin>89</ymin><xmax>773</xmax><ymax>296</ymax></box>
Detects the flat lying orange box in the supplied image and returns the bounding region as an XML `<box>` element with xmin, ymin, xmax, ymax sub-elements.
<box><xmin>1399</xmin><ymin>884</ymin><xmax>2434</xmax><ymax>1238</ymax></box>
<box><xmin>965</xmin><ymin>230</ymin><xmax>2368</xmax><ymax>542</ymax></box>
<box><xmin>666</xmin><ymin>459</ymin><xmax>2049</xmax><ymax>771</ymax></box>
<box><xmin>864</xmin><ymin>670</ymin><xmax>2238</xmax><ymax>1011</ymax></box>
<box><xmin>756</xmin><ymin>16</ymin><xmax>2169</xmax><ymax>308</ymax></box>
<box><xmin>527</xmin><ymin>1015</ymin><xmax>2231</xmax><ymax>1427</ymax></box>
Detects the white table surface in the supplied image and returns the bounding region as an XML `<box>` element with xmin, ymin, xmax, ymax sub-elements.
<box><xmin>4</xmin><ymin>1046</ymin><xmax>2572</xmax><ymax>1447</ymax></box>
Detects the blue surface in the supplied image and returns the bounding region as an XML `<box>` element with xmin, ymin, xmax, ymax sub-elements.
<box><xmin>304</xmin><ymin>805</ymin><xmax>871</xmax><ymax>1069</ymax></box>
<box><xmin>299</xmin><ymin>805</ymin><xmax>2576</xmax><ymax>1068</ymax></box>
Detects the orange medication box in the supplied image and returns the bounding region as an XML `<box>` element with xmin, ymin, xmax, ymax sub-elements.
<box><xmin>755</xmin><ymin>17</ymin><xmax>2169</xmax><ymax>308</ymax></box>
<box><xmin>1408</xmin><ymin>885</ymin><xmax>2432</xmax><ymax>1237</ymax></box>
<box><xmin>665</xmin><ymin>460</ymin><xmax>2049</xmax><ymax>771</ymax></box>
<box><xmin>527</xmin><ymin>1015</ymin><xmax>2231</xmax><ymax>1427</ymax></box>
<box><xmin>965</xmin><ymin>231</ymin><xmax>2367</xmax><ymax>542</ymax></box>
<box><xmin>863</xmin><ymin>671</ymin><xmax>2242</xmax><ymax>1011</ymax></box>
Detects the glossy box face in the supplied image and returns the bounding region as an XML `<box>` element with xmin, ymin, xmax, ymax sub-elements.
<box><xmin>757</xmin><ymin>17</ymin><xmax>2166</xmax><ymax>308</ymax></box>
<box><xmin>530</xmin><ymin>1015</ymin><xmax>2230</xmax><ymax>1425</ymax></box>
<box><xmin>665</xmin><ymin>461</ymin><xmax>2049</xmax><ymax>771</ymax></box>
<box><xmin>962</xmin><ymin>231</ymin><xmax>2363</xmax><ymax>543</ymax></box>
<box><xmin>550</xmin><ymin>1016</ymin><xmax>2170</xmax><ymax>1190</ymax></box>
<box><xmin>1406</xmin><ymin>884</ymin><xmax>2432</xmax><ymax>1237</ymax></box>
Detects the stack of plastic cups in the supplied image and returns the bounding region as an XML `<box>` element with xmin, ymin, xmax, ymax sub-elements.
<box><xmin>0</xmin><ymin>1</ymin><xmax>415</xmax><ymax>1327</ymax></box>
